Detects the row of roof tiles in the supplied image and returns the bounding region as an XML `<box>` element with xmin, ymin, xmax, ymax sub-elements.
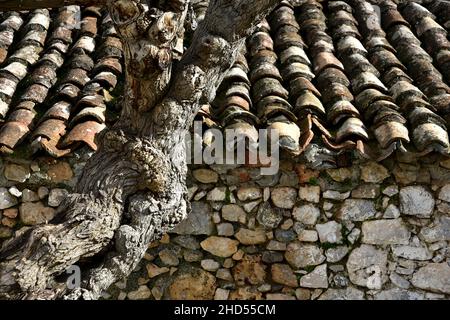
<box><xmin>200</xmin><ymin>0</ymin><xmax>450</xmax><ymax>165</ymax></box>
<box><xmin>0</xmin><ymin>6</ymin><xmax>122</xmax><ymax>157</ymax></box>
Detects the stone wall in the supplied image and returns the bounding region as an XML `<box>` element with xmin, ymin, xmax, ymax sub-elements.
<box><xmin>1</xmin><ymin>149</ymin><xmax>449</xmax><ymax>300</ymax></box>
<box><xmin>0</xmin><ymin>149</ymin><xmax>91</xmax><ymax>238</ymax></box>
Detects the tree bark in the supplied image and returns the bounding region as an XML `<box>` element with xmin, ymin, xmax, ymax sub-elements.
<box><xmin>0</xmin><ymin>0</ymin><xmax>281</xmax><ymax>300</ymax></box>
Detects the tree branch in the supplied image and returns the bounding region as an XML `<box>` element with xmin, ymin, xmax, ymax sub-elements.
<box><xmin>109</xmin><ymin>0</ymin><xmax>189</xmax><ymax>125</ymax></box>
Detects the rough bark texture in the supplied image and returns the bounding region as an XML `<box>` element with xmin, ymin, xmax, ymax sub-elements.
<box><xmin>0</xmin><ymin>0</ymin><xmax>281</xmax><ymax>300</ymax></box>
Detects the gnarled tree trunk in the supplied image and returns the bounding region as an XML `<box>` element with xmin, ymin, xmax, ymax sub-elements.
<box><xmin>0</xmin><ymin>0</ymin><xmax>281</xmax><ymax>300</ymax></box>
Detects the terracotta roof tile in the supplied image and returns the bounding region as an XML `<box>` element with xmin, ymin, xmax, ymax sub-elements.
<box><xmin>60</xmin><ymin>120</ymin><xmax>106</xmax><ymax>151</ymax></box>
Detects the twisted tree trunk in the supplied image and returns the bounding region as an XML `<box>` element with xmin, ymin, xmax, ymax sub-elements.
<box><xmin>0</xmin><ymin>0</ymin><xmax>281</xmax><ymax>300</ymax></box>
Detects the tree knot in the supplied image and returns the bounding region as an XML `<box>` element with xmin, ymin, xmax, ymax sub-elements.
<box><xmin>127</xmin><ymin>139</ymin><xmax>171</xmax><ymax>194</ymax></box>
<box><xmin>101</xmin><ymin>129</ymin><xmax>129</xmax><ymax>152</ymax></box>
<box><xmin>197</xmin><ymin>35</ymin><xmax>229</xmax><ymax>63</ymax></box>
<box><xmin>108</xmin><ymin>0</ymin><xmax>142</xmax><ymax>26</ymax></box>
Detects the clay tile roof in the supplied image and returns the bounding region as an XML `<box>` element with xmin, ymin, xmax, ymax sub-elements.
<box><xmin>0</xmin><ymin>0</ymin><xmax>449</xmax><ymax>165</ymax></box>
<box><xmin>0</xmin><ymin>6</ymin><xmax>122</xmax><ymax>156</ymax></box>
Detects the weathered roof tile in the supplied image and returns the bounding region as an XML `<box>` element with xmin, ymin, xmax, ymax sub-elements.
<box><xmin>0</xmin><ymin>121</ymin><xmax>30</xmax><ymax>151</ymax></box>
<box><xmin>20</xmin><ymin>84</ymin><xmax>49</xmax><ymax>104</ymax></box>
<box><xmin>42</xmin><ymin>101</ymin><xmax>72</xmax><ymax>121</ymax></box>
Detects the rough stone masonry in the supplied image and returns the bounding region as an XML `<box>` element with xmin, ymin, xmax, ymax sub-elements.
<box><xmin>0</xmin><ymin>147</ymin><xmax>449</xmax><ymax>300</ymax></box>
